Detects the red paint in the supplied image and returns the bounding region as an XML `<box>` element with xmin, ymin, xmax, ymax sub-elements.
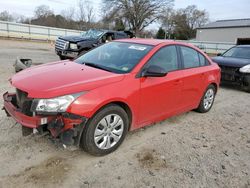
<box><xmin>5</xmin><ymin>39</ymin><xmax>220</xmax><ymax>132</ymax></box>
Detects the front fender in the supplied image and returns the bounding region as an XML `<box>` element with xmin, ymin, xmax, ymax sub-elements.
<box><xmin>67</xmin><ymin>75</ymin><xmax>140</xmax><ymax>129</ymax></box>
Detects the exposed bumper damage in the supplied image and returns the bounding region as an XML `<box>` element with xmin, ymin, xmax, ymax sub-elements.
<box><xmin>14</xmin><ymin>57</ymin><xmax>32</xmax><ymax>72</ymax></box>
<box><xmin>55</xmin><ymin>49</ymin><xmax>79</xmax><ymax>58</ymax></box>
<box><xmin>3</xmin><ymin>92</ymin><xmax>87</xmax><ymax>146</ymax></box>
<box><xmin>219</xmin><ymin>65</ymin><xmax>250</xmax><ymax>86</ymax></box>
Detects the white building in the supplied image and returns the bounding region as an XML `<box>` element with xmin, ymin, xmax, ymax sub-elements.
<box><xmin>196</xmin><ymin>19</ymin><xmax>250</xmax><ymax>44</ymax></box>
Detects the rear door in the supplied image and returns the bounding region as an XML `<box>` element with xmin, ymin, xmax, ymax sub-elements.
<box><xmin>138</xmin><ymin>45</ymin><xmax>183</xmax><ymax>125</ymax></box>
<box><xmin>178</xmin><ymin>45</ymin><xmax>209</xmax><ymax>109</ymax></box>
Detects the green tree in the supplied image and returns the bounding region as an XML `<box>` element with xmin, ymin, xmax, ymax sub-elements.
<box><xmin>114</xmin><ymin>18</ymin><xmax>125</xmax><ymax>31</ymax></box>
<box><xmin>156</xmin><ymin>27</ymin><xmax>166</xmax><ymax>39</ymax></box>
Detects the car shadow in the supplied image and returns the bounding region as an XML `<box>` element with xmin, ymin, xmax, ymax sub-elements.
<box><xmin>220</xmin><ymin>82</ymin><xmax>244</xmax><ymax>92</ymax></box>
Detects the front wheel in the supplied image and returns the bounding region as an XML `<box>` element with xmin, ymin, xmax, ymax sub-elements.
<box><xmin>196</xmin><ymin>85</ymin><xmax>216</xmax><ymax>113</ymax></box>
<box><xmin>80</xmin><ymin>104</ymin><xmax>129</xmax><ymax>156</ymax></box>
<box><xmin>59</xmin><ymin>55</ymin><xmax>67</xmax><ymax>60</ymax></box>
<box><xmin>242</xmin><ymin>83</ymin><xmax>250</xmax><ymax>93</ymax></box>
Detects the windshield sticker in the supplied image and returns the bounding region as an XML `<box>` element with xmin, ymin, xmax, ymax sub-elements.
<box><xmin>122</xmin><ymin>67</ymin><xmax>129</xmax><ymax>71</ymax></box>
<box><xmin>129</xmin><ymin>45</ymin><xmax>147</xmax><ymax>51</ymax></box>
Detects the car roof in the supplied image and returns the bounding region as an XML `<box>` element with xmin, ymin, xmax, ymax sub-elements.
<box><xmin>236</xmin><ymin>45</ymin><xmax>250</xmax><ymax>48</ymax></box>
<box><xmin>115</xmin><ymin>38</ymin><xmax>196</xmax><ymax>48</ymax></box>
<box><xmin>91</xmin><ymin>29</ymin><xmax>129</xmax><ymax>34</ymax></box>
<box><xmin>115</xmin><ymin>38</ymin><xmax>172</xmax><ymax>46</ymax></box>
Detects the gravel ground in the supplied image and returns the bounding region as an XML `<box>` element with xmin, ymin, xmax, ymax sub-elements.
<box><xmin>0</xmin><ymin>39</ymin><xmax>249</xmax><ymax>188</ymax></box>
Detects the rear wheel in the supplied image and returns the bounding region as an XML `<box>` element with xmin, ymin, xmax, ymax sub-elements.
<box><xmin>22</xmin><ymin>126</ymin><xmax>33</xmax><ymax>136</ymax></box>
<box><xmin>196</xmin><ymin>85</ymin><xmax>216</xmax><ymax>113</ymax></box>
<box><xmin>80</xmin><ymin>104</ymin><xmax>129</xmax><ymax>156</ymax></box>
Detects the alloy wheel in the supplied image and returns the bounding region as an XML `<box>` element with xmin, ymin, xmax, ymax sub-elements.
<box><xmin>94</xmin><ymin>114</ymin><xmax>124</xmax><ymax>150</ymax></box>
<box><xmin>203</xmin><ymin>88</ymin><xmax>214</xmax><ymax>110</ymax></box>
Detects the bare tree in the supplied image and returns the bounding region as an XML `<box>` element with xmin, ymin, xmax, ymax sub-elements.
<box><xmin>183</xmin><ymin>5</ymin><xmax>209</xmax><ymax>30</ymax></box>
<box><xmin>78</xmin><ymin>0</ymin><xmax>86</xmax><ymax>23</ymax></box>
<box><xmin>160</xmin><ymin>5</ymin><xmax>209</xmax><ymax>40</ymax></box>
<box><xmin>34</xmin><ymin>5</ymin><xmax>54</xmax><ymax>18</ymax></box>
<box><xmin>160</xmin><ymin>7</ymin><xmax>175</xmax><ymax>39</ymax></box>
<box><xmin>101</xmin><ymin>7</ymin><xmax>121</xmax><ymax>29</ymax></box>
<box><xmin>61</xmin><ymin>7</ymin><xmax>76</xmax><ymax>21</ymax></box>
<box><xmin>0</xmin><ymin>11</ymin><xmax>14</xmax><ymax>21</ymax></box>
<box><xmin>13</xmin><ymin>14</ymin><xmax>27</xmax><ymax>23</ymax></box>
<box><xmin>77</xmin><ymin>0</ymin><xmax>95</xmax><ymax>30</ymax></box>
<box><xmin>85</xmin><ymin>1</ymin><xmax>94</xmax><ymax>23</ymax></box>
<box><xmin>102</xmin><ymin>0</ymin><xmax>174</xmax><ymax>35</ymax></box>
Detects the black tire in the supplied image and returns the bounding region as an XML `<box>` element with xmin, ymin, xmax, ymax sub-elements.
<box><xmin>59</xmin><ymin>55</ymin><xmax>67</xmax><ymax>60</ymax></box>
<box><xmin>196</xmin><ymin>85</ymin><xmax>216</xmax><ymax>113</ymax></box>
<box><xmin>22</xmin><ymin>126</ymin><xmax>33</xmax><ymax>136</ymax></box>
<box><xmin>80</xmin><ymin>104</ymin><xmax>129</xmax><ymax>156</ymax></box>
<box><xmin>242</xmin><ymin>85</ymin><xmax>250</xmax><ymax>93</ymax></box>
<box><xmin>78</xmin><ymin>50</ymin><xmax>87</xmax><ymax>57</ymax></box>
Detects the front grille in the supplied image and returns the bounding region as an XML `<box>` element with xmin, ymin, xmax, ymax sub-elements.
<box><xmin>16</xmin><ymin>89</ymin><xmax>33</xmax><ymax>116</ymax></box>
<box><xmin>55</xmin><ymin>38</ymin><xmax>67</xmax><ymax>50</ymax></box>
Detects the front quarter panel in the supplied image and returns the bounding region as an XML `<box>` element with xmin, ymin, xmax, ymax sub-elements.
<box><xmin>67</xmin><ymin>73</ymin><xmax>140</xmax><ymax>129</ymax></box>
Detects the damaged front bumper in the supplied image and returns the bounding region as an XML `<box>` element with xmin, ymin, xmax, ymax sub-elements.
<box><xmin>3</xmin><ymin>92</ymin><xmax>87</xmax><ymax>146</ymax></box>
<box><xmin>220</xmin><ymin>66</ymin><xmax>250</xmax><ymax>85</ymax></box>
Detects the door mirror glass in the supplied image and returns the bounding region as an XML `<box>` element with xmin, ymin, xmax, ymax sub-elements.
<box><xmin>217</xmin><ymin>53</ymin><xmax>222</xmax><ymax>56</ymax></box>
<box><xmin>142</xmin><ymin>65</ymin><xmax>167</xmax><ymax>77</ymax></box>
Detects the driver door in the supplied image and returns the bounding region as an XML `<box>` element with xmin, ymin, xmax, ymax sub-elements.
<box><xmin>138</xmin><ymin>45</ymin><xmax>183</xmax><ymax>126</ymax></box>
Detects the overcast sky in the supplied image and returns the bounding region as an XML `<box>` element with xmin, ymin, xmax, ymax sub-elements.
<box><xmin>0</xmin><ymin>0</ymin><xmax>249</xmax><ymax>23</ymax></box>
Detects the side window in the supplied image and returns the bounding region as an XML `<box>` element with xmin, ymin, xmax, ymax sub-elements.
<box><xmin>145</xmin><ymin>46</ymin><xmax>178</xmax><ymax>73</ymax></box>
<box><xmin>199</xmin><ymin>53</ymin><xmax>207</xmax><ymax>66</ymax></box>
<box><xmin>180</xmin><ymin>46</ymin><xmax>200</xmax><ymax>68</ymax></box>
<box><xmin>115</xmin><ymin>32</ymin><xmax>126</xmax><ymax>39</ymax></box>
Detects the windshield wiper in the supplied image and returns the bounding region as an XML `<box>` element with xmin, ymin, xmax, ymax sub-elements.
<box><xmin>84</xmin><ymin>62</ymin><xmax>113</xmax><ymax>72</ymax></box>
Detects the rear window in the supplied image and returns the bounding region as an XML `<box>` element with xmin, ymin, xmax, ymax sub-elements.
<box><xmin>199</xmin><ymin>53</ymin><xmax>209</xmax><ymax>66</ymax></box>
<box><xmin>115</xmin><ymin>32</ymin><xmax>127</xmax><ymax>39</ymax></box>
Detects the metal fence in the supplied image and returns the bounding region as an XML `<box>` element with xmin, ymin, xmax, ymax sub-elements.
<box><xmin>0</xmin><ymin>21</ymin><xmax>82</xmax><ymax>41</ymax></box>
<box><xmin>0</xmin><ymin>21</ymin><xmax>235</xmax><ymax>54</ymax></box>
<box><xmin>176</xmin><ymin>40</ymin><xmax>235</xmax><ymax>54</ymax></box>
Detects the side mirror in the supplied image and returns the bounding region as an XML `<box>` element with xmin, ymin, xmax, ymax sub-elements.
<box><xmin>142</xmin><ymin>65</ymin><xmax>167</xmax><ymax>77</ymax></box>
<box><xmin>217</xmin><ymin>53</ymin><xmax>222</xmax><ymax>56</ymax></box>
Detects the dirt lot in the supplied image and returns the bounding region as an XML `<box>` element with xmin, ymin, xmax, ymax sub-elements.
<box><xmin>0</xmin><ymin>39</ymin><xmax>249</xmax><ymax>188</ymax></box>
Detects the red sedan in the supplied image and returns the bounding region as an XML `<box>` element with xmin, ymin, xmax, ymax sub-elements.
<box><xmin>3</xmin><ymin>39</ymin><xmax>221</xmax><ymax>156</ymax></box>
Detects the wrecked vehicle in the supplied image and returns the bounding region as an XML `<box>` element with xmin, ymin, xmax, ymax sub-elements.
<box><xmin>14</xmin><ymin>58</ymin><xmax>32</xmax><ymax>72</ymax></box>
<box><xmin>3</xmin><ymin>39</ymin><xmax>220</xmax><ymax>156</ymax></box>
<box><xmin>55</xmin><ymin>29</ymin><xmax>134</xmax><ymax>60</ymax></box>
<box><xmin>212</xmin><ymin>45</ymin><xmax>250</xmax><ymax>92</ymax></box>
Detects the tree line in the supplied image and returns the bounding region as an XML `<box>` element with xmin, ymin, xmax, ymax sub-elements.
<box><xmin>0</xmin><ymin>0</ymin><xmax>209</xmax><ymax>40</ymax></box>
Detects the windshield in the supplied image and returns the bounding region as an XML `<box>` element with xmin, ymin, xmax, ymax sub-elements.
<box><xmin>223</xmin><ymin>46</ymin><xmax>250</xmax><ymax>59</ymax></box>
<box><xmin>81</xmin><ymin>29</ymin><xmax>104</xmax><ymax>39</ymax></box>
<box><xmin>75</xmin><ymin>42</ymin><xmax>153</xmax><ymax>73</ymax></box>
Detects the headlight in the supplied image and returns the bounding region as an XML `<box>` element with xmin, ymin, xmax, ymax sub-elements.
<box><xmin>64</xmin><ymin>41</ymin><xmax>69</xmax><ymax>49</ymax></box>
<box><xmin>239</xmin><ymin>64</ymin><xmax>250</xmax><ymax>73</ymax></box>
<box><xmin>35</xmin><ymin>93</ymin><xmax>83</xmax><ymax>113</ymax></box>
<box><xmin>70</xmin><ymin>43</ymin><xmax>78</xmax><ymax>50</ymax></box>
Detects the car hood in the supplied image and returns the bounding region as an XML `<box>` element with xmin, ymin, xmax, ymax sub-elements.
<box><xmin>212</xmin><ymin>56</ymin><xmax>250</xmax><ymax>68</ymax></box>
<box><xmin>11</xmin><ymin>60</ymin><xmax>125</xmax><ymax>98</ymax></box>
<box><xmin>59</xmin><ymin>35</ymin><xmax>96</xmax><ymax>43</ymax></box>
